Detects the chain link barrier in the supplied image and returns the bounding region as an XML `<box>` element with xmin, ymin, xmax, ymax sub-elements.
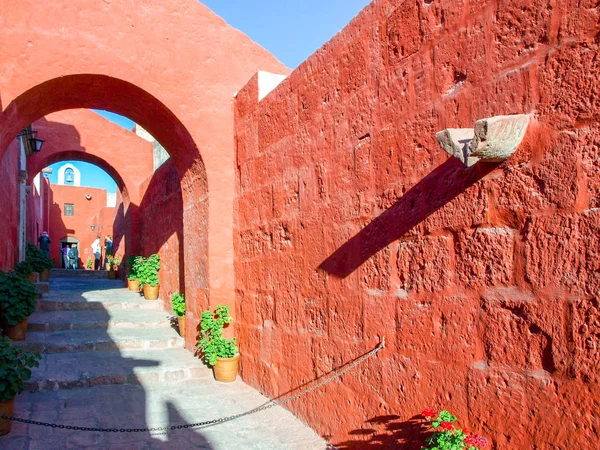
<box><xmin>0</xmin><ymin>338</ymin><xmax>385</xmax><ymax>434</ymax></box>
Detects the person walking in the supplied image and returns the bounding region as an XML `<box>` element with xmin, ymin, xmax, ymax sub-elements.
<box><xmin>38</xmin><ymin>231</ymin><xmax>52</xmax><ymax>258</ymax></box>
<box><xmin>61</xmin><ymin>245</ymin><xmax>70</xmax><ymax>269</ymax></box>
<box><xmin>91</xmin><ymin>237</ymin><xmax>102</xmax><ymax>270</ymax></box>
<box><xmin>104</xmin><ymin>235</ymin><xmax>113</xmax><ymax>266</ymax></box>
<box><xmin>68</xmin><ymin>243</ymin><xmax>79</xmax><ymax>269</ymax></box>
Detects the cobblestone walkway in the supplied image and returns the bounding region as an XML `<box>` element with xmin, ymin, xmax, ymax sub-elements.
<box><xmin>1</xmin><ymin>271</ymin><xmax>329</xmax><ymax>449</ymax></box>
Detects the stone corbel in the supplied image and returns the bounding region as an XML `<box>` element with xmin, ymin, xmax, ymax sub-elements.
<box><xmin>436</xmin><ymin>114</ymin><xmax>530</xmax><ymax>167</ymax></box>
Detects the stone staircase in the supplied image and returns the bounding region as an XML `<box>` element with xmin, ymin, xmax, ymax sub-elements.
<box><xmin>21</xmin><ymin>275</ymin><xmax>207</xmax><ymax>391</ymax></box>
<box><xmin>2</xmin><ymin>272</ymin><xmax>329</xmax><ymax>449</ymax></box>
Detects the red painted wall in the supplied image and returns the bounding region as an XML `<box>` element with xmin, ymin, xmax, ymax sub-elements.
<box><xmin>48</xmin><ymin>185</ymin><xmax>114</xmax><ymax>269</ymax></box>
<box><xmin>0</xmin><ymin>141</ymin><xmax>20</xmax><ymax>270</ymax></box>
<box><xmin>138</xmin><ymin>160</ymin><xmax>186</xmax><ymax>322</ymax></box>
<box><xmin>26</xmin><ymin>174</ymin><xmax>50</xmax><ymax>250</ymax></box>
<box><xmin>234</xmin><ymin>0</ymin><xmax>600</xmax><ymax>448</ymax></box>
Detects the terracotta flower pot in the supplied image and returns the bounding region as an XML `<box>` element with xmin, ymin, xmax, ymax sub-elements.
<box><xmin>0</xmin><ymin>398</ymin><xmax>15</xmax><ymax>436</ymax></box>
<box><xmin>3</xmin><ymin>318</ymin><xmax>28</xmax><ymax>341</ymax></box>
<box><xmin>213</xmin><ymin>355</ymin><xmax>239</xmax><ymax>383</ymax></box>
<box><xmin>177</xmin><ymin>316</ymin><xmax>186</xmax><ymax>337</ymax></box>
<box><xmin>39</xmin><ymin>269</ymin><xmax>50</xmax><ymax>282</ymax></box>
<box><xmin>108</xmin><ymin>270</ymin><xmax>116</xmax><ymax>280</ymax></box>
<box><xmin>142</xmin><ymin>284</ymin><xmax>160</xmax><ymax>300</ymax></box>
<box><xmin>127</xmin><ymin>278</ymin><xmax>140</xmax><ymax>291</ymax></box>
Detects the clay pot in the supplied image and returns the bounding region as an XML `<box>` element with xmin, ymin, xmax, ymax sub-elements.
<box><xmin>3</xmin><ymin>318</ymin><xmax>28</xmax><ymax>341</ymax></box>
<box><xmin>39</xmin><ymin>269</ymin><xmax>50</xmax><ymax>282</ymax></box>
<box><xmin>0</xmin><ymin>398</ymin><xmax>15</xmax><ymax>436</ymax></box>
<box><xmin>177</xmin><ymin>316</ymin><xmax>186</xmax><ymax>337</ymax></box>
<box><xmin>213</xmin><ymin>355</ymin><xmax>239</xmax><ymax>383</ymax></box>
<box><xmin>108</xmin><ymin>270</ymin><xmax>116</xmax><ymax>280</ymax></box>
<box><xmin>142</xmin><ymin>284</ymin><xmax>160</xmax><ymax>300</ymax></box>
<box><xmin>127</xmin><ymin>278</ymin><xmax>140</xmax><ymax>291</ymax></box>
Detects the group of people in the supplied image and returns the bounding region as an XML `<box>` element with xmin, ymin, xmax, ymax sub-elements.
<box><xmin>92</xmin><ymin>235</ymin><xmax>113</xmax><ymax>270</ymax></box>
<box><xmin>61</xmin><ymin>243</ymin><xmax>79</xmax><ymax>269</ymax></box>
<box><xmin>38</xmin><ymin>232</ymin><xmax>114</xmax><ymax>270</ymax></box>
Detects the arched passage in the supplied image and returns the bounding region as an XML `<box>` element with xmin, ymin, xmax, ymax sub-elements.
<box><xmin>1</xmin><ymin>76</ymin><xmax>207</xmax><ymax>343</ymax></box>
<box><xmin>0</xmin><ymin>0</ymin><xmax>289</xmax><ymax>340</ymax></box>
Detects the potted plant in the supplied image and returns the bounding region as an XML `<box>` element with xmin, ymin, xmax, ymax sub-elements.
<box><xmin>86</xmin><ymin>258</ymin><xmax>93</xmax><ymax>270</ymax></box>
<box><xmin>196</xmin><ymin>304</ymin><xmax>239</xmax><ymax>382</ymax></box>
<box><xmin>26</xmin><ymin>242</ymin><xmax>53</xmax><ymax>282</ymax></box>
<box><xmin>138</xmin><ymin>254</ymin><xmax>160</xmax><ymax>300</ymax></box>
<box><xmin>0</xmin><ymin>336</ymin><xmax>41</xmax><ymax>435</ymax></box>
<box><xmin>14</xmin><ymin>259</ymin><xmax>35</xmax><ymax>283</ymax></box>
<box><xmin>171</xmin><ymin>292</ymin><xmax>186</xmax><ymax>337</ymax></box>
<box><xmin>421</xmin><ymin>409</ymin><xmax>488</xmax><ymax>450</ymax></box>
<box><xmin>0</xmin><ymin>271</ymin><xmax>37</xmax><ymax>341</ymax></box>
<box><xmin>126</xmin><ymin>255</ymin><xmax>142</xmax><ymax>291</ymax></box>
<box><xmin>107</xmin><ymin>254</ymin><xmax>120</xmax><ymax>280</ymax></box>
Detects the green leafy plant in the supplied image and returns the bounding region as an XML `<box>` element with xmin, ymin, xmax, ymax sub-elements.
<box><xmin>126</xmin><ymin>255</ymin><xmax>142</xmax><ymax>280</ymax></box>
<box><xmin>26</xmin><ymin>242</ymin><xmax>54</xmax><ymax>272</ymax></box>
<box><xmin>196</xmin><ymin>304</ymin><xmax>238</xmax><ymax>366</ymax></box>
<box><xmin>14</xmin><ymin>259</ymin><xmax>34</xmax><ymax>278</ymax></box>
<box><xmin>171</xmin><ymin>292</ymin><xmax>186</xmax><ymax>317</ymax></box>
<box><xmin>86</xmin><ymin>259</ymin><xmax>93</xmax><ymax>269</ymax></box>
<box><xmin>0</xmin><ymin>336</ymin><xmax>41</xmax><ymax>402</ymax></box>
<box><xmin>107</xmin><ymin>254</ymin><xmax>121</xmax><ymax>271</ymax></box>
<box><xmin>0</xmin><ymin>271</ymin><xmax>37</xmax><ymax>326</ymax></box>
<box><xmin>138</xmin><ymin>254</ymin><xmax>160</xmax><ymax>286</ymax></box>
<box><xmin>421</xmin><ymin>409</ymin><xmax>488</xmax><ymax>450</ymax></box>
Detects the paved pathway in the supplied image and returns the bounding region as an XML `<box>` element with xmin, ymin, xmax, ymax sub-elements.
<box><xmin>1</xmin><ymin>271</ymin><xmax>329</xmax><ymax>449</ymax></box>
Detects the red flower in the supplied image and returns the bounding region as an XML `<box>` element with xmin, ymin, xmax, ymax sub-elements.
<box><xmin>465</xmin><ymin>435</ymin><xmax>478</xmax><ymax>446</ymax></box>
<box><xmin>422</xmin><ymin>409</ymin><xmax>436</xmax><ymax>418</ymax></box>
<box><xmin>462</xmin><ymin>428</ymin><xmax>470</xmax><ymax>434</ymax></box>
<box><xmin>440</xmin><ymin>421</ymin><xmax>454</xmax><ymax>431</ymax></box>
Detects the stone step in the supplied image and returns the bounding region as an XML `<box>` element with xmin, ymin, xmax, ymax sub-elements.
<box><xmin>26</xmin><ymin>348</ymin><xmax>211</xmax><ymax>391</ymax></box>
<box><xmin>50</xmin><ymin>268</ymin><xmax>110</xmax><ymax>279</ymax></box>
<box><xmin>18</xmin><ymin>327</ymin><xmax>184</xmax><ymax>353</ymax></box>
<box><xmin>27</xmin><ymin>309</ymin><xmax>174</xmax><ymax>332</ymax></box>
<box><xmin>38</xmin><ymin>290</ymin><xmax>162</xmax><ymax>311</ymax></box>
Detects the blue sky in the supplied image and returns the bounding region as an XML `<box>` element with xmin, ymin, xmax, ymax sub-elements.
<box><xmin>50</xmin><ymin>0</ymin><xmax>372</xmax><ymax>193</ymax></box>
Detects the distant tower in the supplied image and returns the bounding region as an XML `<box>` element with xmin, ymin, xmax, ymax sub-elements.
<box><xmin>57</xmin><ymin>163</ymin><xmax>81</xmax><ymax>186</ymax></box>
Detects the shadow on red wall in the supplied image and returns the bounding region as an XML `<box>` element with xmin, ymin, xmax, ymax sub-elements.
<box><xmin>319</xmin><ymin>158</ymin><xmax>500</xmax><ymax>277</ymax></box>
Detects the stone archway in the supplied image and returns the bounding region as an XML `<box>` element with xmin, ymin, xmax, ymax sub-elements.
<box><xmin>0</xmin><ymin>75</ymin><xmax>209</xmax><ymax>345</ymax></box>
<box><xmin>0</xmin><ymin>0</ymin><xmax>289</xmax><ymax>340</ymax></box>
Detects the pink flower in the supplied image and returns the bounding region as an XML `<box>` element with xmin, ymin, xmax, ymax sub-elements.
<box><xmin>422</xmin><ymin>409</ymin><xmax>436</xmax><ymax>418</ymax></box>
<box><xmin>440</xmin><ymin>421</ymin><xmax>454</xmax><ymax>431</ymax></box>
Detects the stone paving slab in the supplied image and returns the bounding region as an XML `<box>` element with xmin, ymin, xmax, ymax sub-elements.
<box><xmin>26</xmin><ymin>348</ymin><xmax>212</xmax><ymax>391</ymax></box>
<box><xmin>27</xmin><ymin>309</ymin><xmax>174</xmax><ymax>332</ymax></box>
<box><xmin>2</xmin><ymin>381</ymin><xmax>330</xmax><ymax>449</ymax></box>
<box><xmin>18</xmin><ymin>327</ymin><xmax>184</xmax><ymax>353</ymax></box>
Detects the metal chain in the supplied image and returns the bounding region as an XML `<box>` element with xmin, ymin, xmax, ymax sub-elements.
<box><xmin>0</xmin><ymin>338</ymin><xmax>385</xmax><ymax>434</ymax></box>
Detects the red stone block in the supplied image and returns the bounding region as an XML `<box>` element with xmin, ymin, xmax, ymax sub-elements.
<box><xmin>580</xmin><ymin>125</ymin><xmax>600</xmax><ymax>208</ymax></box>
<box><xmin>524</xmin><ymin>211</ymin><xmax>600</xmax><ymax>295</ymax></box>
<box><xmin>433</xmin><ymin>25</ymin><xmax>487</xmax><ymax>95</ymax></box>
<box><xmin>538</xmin><ymin>43</ymin><xmax>600</xmax><ymax>128</ymax></box>
<box><xmin>396</xmin><ymin>235</ymin><xmax>454</xmax><ymax>294</ymax></box>
<box><xmin>455</xmin><ymin>227</ymin><xmax>515</xmax><ymax>288</ymax></box>
<box><xmin>467</xmin><ymin>365</ymin><xmax>531</xmax><ymax>448</ymax></box>
<box><xmin>385</xmin><ymin>0</ymin><xmax>423</xmax><ymax>65</ymax></box>
<box><xmin>492</xmin><ymin>0</ymin><xmax>554</xmax><ymax>68</ymax></box>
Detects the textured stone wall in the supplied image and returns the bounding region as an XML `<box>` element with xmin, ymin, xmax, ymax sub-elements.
<box><xmin>234</xmin><ymin>0</ymin><xmax>600</xmax><ymax>447</ymax></box>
